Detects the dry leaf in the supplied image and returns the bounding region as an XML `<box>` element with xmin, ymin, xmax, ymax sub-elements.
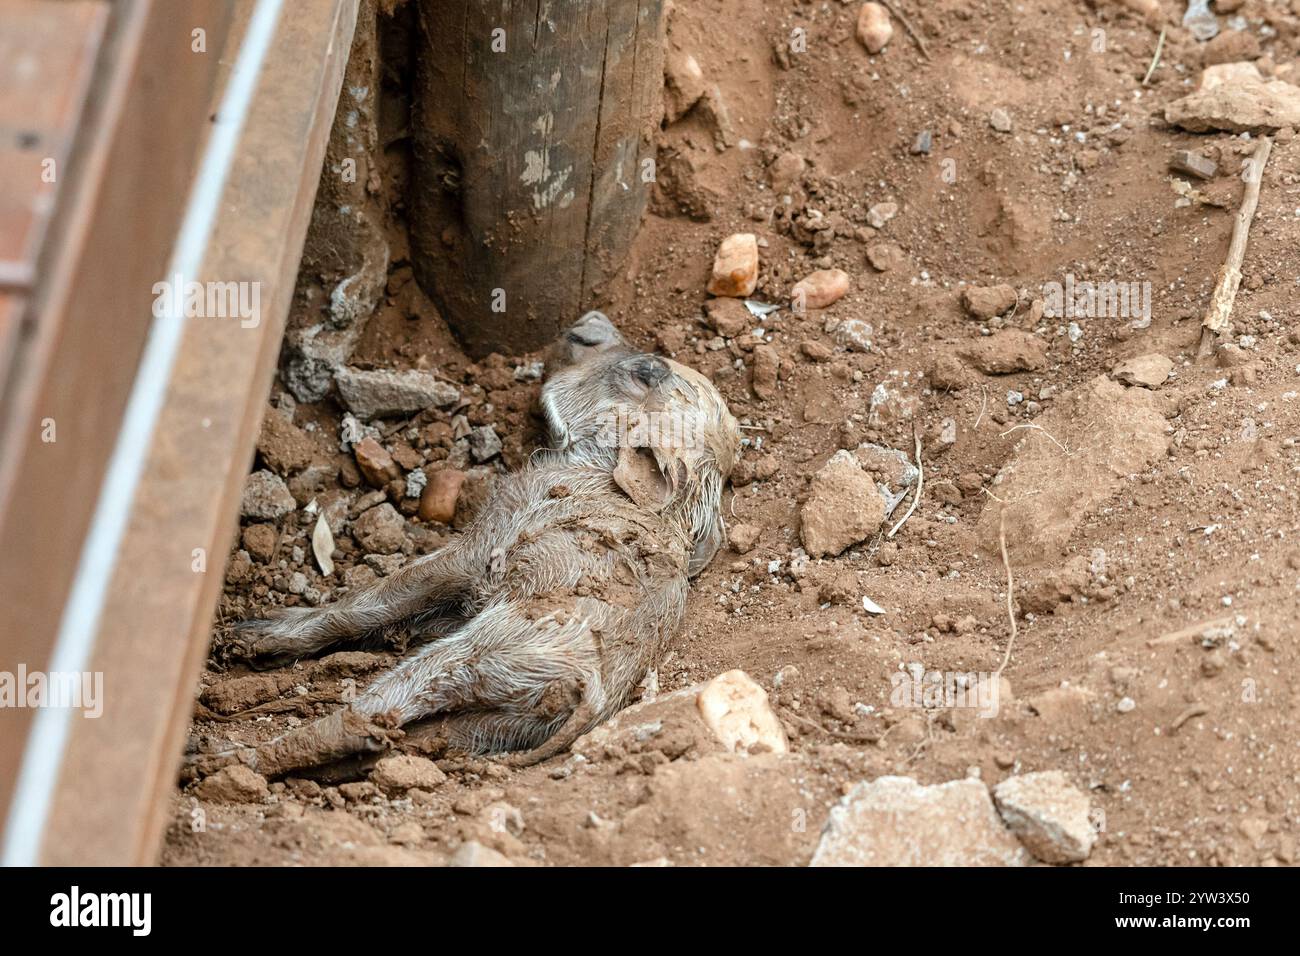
<box><xmin>312</xmin><ymin>512</ymin><xmax>335</xmax><ymax>576</ymax></box>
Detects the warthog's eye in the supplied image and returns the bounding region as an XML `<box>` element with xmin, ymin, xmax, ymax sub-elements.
<box><xmin>566</xmin><ymin>330</ymin><xmax>601</xmax><ymax>347</ymax></box>
<box><xmin>629</xmin><ymin>356</ymin><xmax>670</xmax><ymax>389</ymax></box>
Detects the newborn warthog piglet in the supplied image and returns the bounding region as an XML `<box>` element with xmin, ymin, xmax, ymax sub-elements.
<box><xmin>199</xmin><ymin>313</ymin><xmax>739</xmax><ymax>776</ymax></box>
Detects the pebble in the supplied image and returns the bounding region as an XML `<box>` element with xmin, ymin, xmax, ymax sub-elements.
<box><xmin>812</xmin><ymin>776</ymin><xmax>1027</xmax><ymax>866</ymax></box>
<box><xmin>990</xmin><ymin>108</ymin><xmax>1013</xmax><ymax>133</ymax></box>
<box><xmin>1169</xmin><ymin>149</ymin><xmax>1218</xmax><ymax>181</ymax></box>
<box><xmin>351</xmin><ymin>503</ymin><xmax>407</xmax><ymax>555</ymax></box>
<box><xmin>370</xmin><ymin>754</ymin><xmax>447</xmax><ymax>794</ymax></box>
<box><xmin>706</xmin><ymin>233</ymin><xmax>759</xmax><ymax>297</ymax></box>
<box><xmin>855</xmin><ymin>2</ymin><xmax>893</xmax><ymax>54</ymax></box>
<box><xmin>993</xmin><ymin>771</ymin><xmax>1096</xmax><ymax>864</ymax></box>
<box><xmin>911</xmin><ymin>129</ymin><xmax>932</xmax><ymax>155</ymax></box>
<box><xmin>419</xmin><ymin>468</ymin><xmax>465</xmax><ymax>523</ymax></box>
<box><xmin>961</xmin><ymin>284</ymin><xmax>1017</xmax><ymax>320</ymax></box>
<box><xmin>866</xmin><ymin>241</ymin><xmax>906</xmax><ymax>272</ymax></box>
<box><xmin>791</xmin><ymin>269</ymin><xmax>850</xmax><ymax>310</ymax></box>
<box><xmin>353</xmin><ymin>437</ymin><xmax>401</xmax><ymax>488</ymax></box>
<box><xmin>240</xmin><ymin>470</ymin><xmax>296</xmax><ymax>520</ymax></box>
<box><xmin>193</xmin><ymin>765</ymin><xmax>269</xmax><ymax>804</ymax></box>
<box><xmin>867</xmin><ymin>202</ymin><xmax>898</xmax><ymax>229</ymax></box>
<box><xmin>800</xmin><ymin>450</ymin><xmax>887</xmax><ymax>558</ymax></box>
<box><xmin>334</xmin><ymin>366</ymin><xmax>459</xmax><ymax>420</ymax></box>
<box><xmin>663</xmin><ymin>51</ymin><xmax>707</xmax><ymax>123</ymax></box>
<box><xmin>767</xmin><ymin>151</ymin><xmax>806</xmax><ymax>192</ymax></box>
<box><xmin>833</xmin><ymin>318</ymin><xmax>874</xmax><ymax>352</ymax></box>
<box><xmin>1112</xmin><ymin>353</ymin><xmax>1174</xmax><ymax>389</ymax></box>
<box><xmin>729</xmin><ymin>522</ymin><xmax>760</xmax><ymax>554</ymax></box>
<box><xmin>751</xmin><ymin>344</ymin><xmax>780</xmax><ymax>399</ymax></box>
<box><xmin>468</xmin><ymin>425</ymin><xmax>502</xmax><ymax>462</ymax></box>
<box><xmin>242</xmin><ymin>523</ymin><xmax>278</xmax><ymax>563</ymax></box>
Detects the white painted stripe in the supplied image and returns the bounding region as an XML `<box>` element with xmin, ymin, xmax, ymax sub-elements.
<box><xmin>1</xmin><ymin>0</ymin><xmax>285</xmax><ymax>866</ymax></box>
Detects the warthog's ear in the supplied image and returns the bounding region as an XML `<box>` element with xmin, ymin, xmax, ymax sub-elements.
<box><xmin>612</xmin><ymin>443</ymin><xmax>677</xmax><ymax>512</ymax></box>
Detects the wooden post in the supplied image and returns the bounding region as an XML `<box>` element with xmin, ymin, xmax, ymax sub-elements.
<box><xmin>408</xmin><ymin>0</ymin><xmax>664</xmax><ymax>358</ymax></box>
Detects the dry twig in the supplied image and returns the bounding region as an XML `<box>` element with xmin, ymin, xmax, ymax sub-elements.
<box><xmin>1197</xmin><ymin>136</ymin><xmax>1273</xmax><ymax>358</ymax></box>
<box><xmin>994</xmin><ymin>510</ymin><xmax>1018</xmax><ymax>679</ymax></box>
<box><xmin>878</xmin><ymin>0</ymin><xmax>930</xmax><ymax>61</ymax></box>
<box><xmin>887</xmin><ymin>426</ymin><xmax>923</xmax><ymax>538</ymax></box>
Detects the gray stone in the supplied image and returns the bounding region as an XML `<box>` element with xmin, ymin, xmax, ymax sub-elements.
<box><xmin>993</xmin><ymin>770</ymin><xmax>1096</xmax><ymax>864</ymax></box>
<box><xmin>241</xmin><ymin>470</ymin><xmax>296</xmax><ymax>520</ymax></box>
<box><xmin>335</xmin><ymin>367</ymin><xmax>461</xmax><ymax>420</ymax></box>
<box><xmin>351</xmin><ymin>503</ymin><xmax>407</xmax><ymax>555</ymax></box>
<box><xmin>468</xmin><ymin>425</ymin><xmax>502</xmax><ymax>462</ymax></box>
<box><xmin>811</xmin><ymin>775</ymin><xmax>1028</xmax><ymax>866</ymax></box>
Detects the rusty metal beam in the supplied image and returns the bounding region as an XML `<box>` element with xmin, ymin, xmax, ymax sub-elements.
<box><xmin>32</xmin><ymin>0</ymin><xmax>360</xmax><ymax>866</ymax></box>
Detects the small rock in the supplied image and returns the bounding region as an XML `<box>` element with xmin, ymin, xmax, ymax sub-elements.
<box><xmin>1169</xmin><ymin>149</ymin><xmax>1218</xmax><ymax>180</ymax></box>
<box><xmin>867</xmin><ymin>202</ymin><xmax>898</xmax><ymax>229</ymax></box>
<box><xmin>353</xmin><ymin>437</ymin><xmax>401</xmax><ymax>489</ymax></box>
<box><xmin>866</xmin><ymin>241</ymin><xmax>906</xmax><ymax>272</ymax></box>
<box><xmin>927</xmin><ymin>353</ymin><xmax>973</xmax><ymax>390</ymax></box>
<box><xmin>1166</xmin><ymin>71</ymin><xmax>1300</xmax><ymax>133</ymax></box>
<box><xmin>910</xmin><ymin>129</ymin><xmax>932</xmax><ymax>155</ymax></box>
<box><xmin>800</xmin><ymin>340</ymin><xmax>833</xmax><ymax>362</ymax></box>
<box><xmin>751</xmin><ymin>344</ymin><xmax>780</xmax><ymax>399</ymax></box>
<box><xmin>811</xmin><ymin>776</ymin><xmax>1027</xmax><ymax>866</ymax></box>
<box><xmin>335</xmin><ymin>367</ymin><xmax>460</xmax><ymax>420</ymax></box>
<box><xmin>961</xmin><ymin>284</ymin><xmax>1018</xmax><ymax>320</ymax></box>
<box><xmin>240</xmin><ymin>470</ymin><xmax>296</xmax><ymax>521</ymax></box>
<box><xmin>370</xmin><ymin>754</ymin><xmax>447</xmax><ymax>794</ymax></box>
<box><xmin>351</xmin><ymin>503</ymin><xmax>406</xmax><ymax>554</ymax></box>
<box><xmin>1217</xmin><ymin>343</ymin><xmax>1250</xmax><ymax>367</ymax></box>
<box><xmin>574</xmin><ymin>669</ymin><xmax>787</xmax><ymax>761</ymax></box>
<box><xmin>833</xmin><ymin>318</ymin><xmax>874</xmax><ymax>352</ymax></box>
<box><xmin>194</xmin><ymin>765</ymin><xmax>269</xmax><ymax>804</ymax></box>
<box><xmin>704</xmin><ymin>298</ymin><xmax>750</xmax><ymax>337</ymax></box>
<box><xmin>989</xmin><ymin>108</ymin><xmax>1013</xmax><ymax>133</ymax></box>
<box><xmin>729</xmin><ymin>522</ymin><xmax>760</xmax><ymax>554</ymax></box>
<box><xmin>450</xmin><ymin>841</ymin><xmax>515</xmax><ymax>867</ymax></box>
<box><xmin>706</xmin><ymin>233</ymin><xmax>759</xmax><ymax>297</ymax></box>
<box><xmin>800</xmin><ymin>450</ymin><xmax>887</xmax><ymax>558</ymax></box>
<box><xmin>256</xmin><ymin>412</ymin><xmax>316</xmax><ymax>476</ymax></box>
<box><xmin>855</xmin><ymin>2</ymin><xmax>893</xmax><ymax>54</ymax></box>
<box><xmin>242</xmin><ymin>524</ymin><xmax>278</xmax><ymax>563</ymax></box>
<box><xmin>663</xmin><ymin>51</ymin><xmax>707</xmax><ymax>123</ymax></box>
<box><xmin>767</xmin><ymin>151</ymin><xmax>806</xmax><ymax>192</ymax></box>
<box><xmin>1203</xmin><ymin>30</ymin><xmax>1261</xmax><ymax>68</ymax></box>
<box><xmin>791</xmin><ymin>269</ymin><xmax>850</xmax><ymax>311</ymax></box>
<box><xmin>468</xmin><ymin>425</ymin><xmax>502</xmax><ymax>462</ymax></box>
<box><xmin>1112</xmin><ymin>353</ymin><xmax>1173</xmax><ymax>389</ymax></box>
<box><xmin>419</xmin><ymin>469</ymin><xmax>465</xmax><ymax>523</ymax></box>
<box><xmin>993</xmin><ymin>770</ymin><xmax>1096</xmax><ymax>864</ymax></box>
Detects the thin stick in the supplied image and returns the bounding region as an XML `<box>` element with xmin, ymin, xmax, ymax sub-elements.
<box><xmin>1141</xmin><ymin>27</ymin><xmax>1166</xmax><ymax>86</ymax></box>
<box><xmin>999</xmin><ymin>422</ymin><xmax>1068</xmax><ymax>455</ymax></box>
<box><xmin>994</xmin><ymin>510</ymin><xmax>1018</xmax><ymax>679</ymax></box>
<box><xmin>1197</xmin><ymin>136</ymin><xmax>1273</xmax><ymax>359</ymax></box>
<box><xmin>878</xmin><ymin>0</ymin><xmax>930</xmax><ymax>61</ymax></box>
<box><xmin>973</xmin><ymin>384</ymin><xmax>989</xmax><ymax>429</ymax></box>
<box><xmin>887</xmin><ymin>426</ymin><xmax>923</xmax><ymax>538</ymax></box>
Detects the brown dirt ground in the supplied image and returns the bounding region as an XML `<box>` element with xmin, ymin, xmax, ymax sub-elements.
<box><xmin>163</xmin><ymin>0</ymin><xmax>1300</xmax><ymax>866</ymax></box>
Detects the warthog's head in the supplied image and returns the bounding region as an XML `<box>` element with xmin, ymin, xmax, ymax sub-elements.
<box><xmin>541</xmin><ymin>311</ymin><xmax>741</xmax><ymax>576</ymax></box>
